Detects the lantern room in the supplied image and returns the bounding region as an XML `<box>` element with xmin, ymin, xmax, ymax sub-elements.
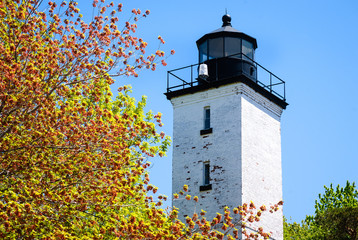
<box><xmin>196</xmin><ymin>14</ymin><xmax>258</xmax><ymax>83</ymax></box>
<box><xmin>165</xmin><ymin>14</ymin><xmax>287</xmax><ymax>107</ymax></box>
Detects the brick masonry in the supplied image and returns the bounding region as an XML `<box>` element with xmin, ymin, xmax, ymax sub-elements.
<box><xmin>170</xmin><ymin>82</ymin><xmax>284</xmax><ymax>239</ymax></box>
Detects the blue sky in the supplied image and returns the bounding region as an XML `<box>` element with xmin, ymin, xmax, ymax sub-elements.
<box><xmin>77</xmin><ymin>0</ymin><xmax>358</xmax><ymax>223</ymax></box>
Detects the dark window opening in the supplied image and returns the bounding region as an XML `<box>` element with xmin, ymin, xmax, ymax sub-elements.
<box><xmin>204</xmin><ymin>107</ymin><xmax>210</xmax><ymax>129</ymax></box>
<box><xmin>250</xmin><ymin>67</ymin><xmax>254</xmax><ymax>76</ymax></box>
<box><xmin>201</xmin><ymin>107</ymin><xmax>213</xmax><ymax>135</ymax></box>
<box><xmin>204</xmin><ymin>163</ymin><xmax>210</xmax><ymax>185</ymax></box>
<box><xmin>200</xmin><ymin>162</ymin><xmax>212</xmax><ymax>191</ymax></box>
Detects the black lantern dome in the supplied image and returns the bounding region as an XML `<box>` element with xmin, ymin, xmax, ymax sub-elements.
<box><xmin>196</xmin><ymin>15</ymin><xmax>258</xmax><ymax>83</ymax></box>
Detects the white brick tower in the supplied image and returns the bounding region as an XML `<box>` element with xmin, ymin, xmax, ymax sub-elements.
<box><xmin>165</xmin><ymin>15</ymin><xmax>287</xmax><ymax>239</ymax></box>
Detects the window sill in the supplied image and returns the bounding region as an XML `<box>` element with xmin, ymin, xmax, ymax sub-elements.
<box><xmin>200</xmin><ymin>128</ymin><xmax>213</xmax><ymax>135</ymax></box>
<box><xmin>199</xmin><ymin>184</ymin><xmax>212</xmax><ymax>191</ymax></box>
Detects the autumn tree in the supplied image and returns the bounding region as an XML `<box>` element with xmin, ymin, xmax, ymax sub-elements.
<box><xmin>0</xmin><ymin>0</ymin><xmax>176</xmax><ymax>238</ymax></box>
<box><xmin>0</xmin><ymin>0</ymin><xmax>283</xmax><ymax>239</ymax></box>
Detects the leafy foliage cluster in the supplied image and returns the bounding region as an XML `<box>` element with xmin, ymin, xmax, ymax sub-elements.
<box><xmin>0</xmin><ymin>0</ymin><xmax>174</xmax><ymax>238</ymax></box>
<box><xmin>0</xmin><ymin>0</ymin><xmax>283</xmax><ymax>239</ymax></box>
<box><xmin>284</xmin><ymin>181</ymin><xmax>358</xmax><ymax>240</ymax></box>
<box><xmin>175</xmin><ymin>191</ymin><xmax>284</xmax><ymax>240</ymax></box>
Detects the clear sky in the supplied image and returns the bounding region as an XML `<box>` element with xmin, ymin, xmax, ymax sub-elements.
<box><xmin>77</xmin><ymin>0</ymin><xmax>358</xmax><ymax>223</ymax></box>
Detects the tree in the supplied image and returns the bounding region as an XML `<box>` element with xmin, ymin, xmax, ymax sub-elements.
<box><xmin>283</xmin><ymin>217</ymin><xmax>324</xmax><ymax>240</ymax></box>
<box><xmin>0</xmin><ymin>0</ymin><xmax>175</xmax><ymax>238</ymax></box>
<box><xmin>0</xmin><ymin>1</ymin><xmax>283</xmax><ymax>239</ymax></box>
<box><xmin>284</xmin><ymin>181</ymin><xmax>358</xmax><ymax>240</ymax></box>
<box><xmin>315</xmin><ymin>207</ymin><xmax>358</xmax><ymax>239</ymax></box>
<box><xmin>174</xmin><ymin>188</ymin><xmax>284</xmax><ymax>240</ymax></box>
<box><xmin>313</xmin><ymin>181</ymin><xmax>358</xmax><ymax>239</ymax></box>
<box><xmin>314</xmin><ymin>181</ymin><xmax>358</xmax><ymax>214</ymax></box>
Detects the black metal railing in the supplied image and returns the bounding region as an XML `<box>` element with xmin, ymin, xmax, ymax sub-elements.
<box><xmin>167</xmin><ymin>53</ymin><xmax>286</xmax><ymax>101</ymax></box>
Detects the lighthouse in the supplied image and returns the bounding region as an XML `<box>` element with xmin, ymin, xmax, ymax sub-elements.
<box><xmin>165</xmin><ymin>15</ymin><xmax>287</xmax><ymax>239</ymax></box>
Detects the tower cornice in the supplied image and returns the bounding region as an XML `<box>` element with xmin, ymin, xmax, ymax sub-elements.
<box><xmin>165</xmin><ymin>74</ymin><xmax>288</xmax><ymax>109</ymax></box>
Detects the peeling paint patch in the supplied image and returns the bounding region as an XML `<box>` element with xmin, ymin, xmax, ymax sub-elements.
<box><xmin>203</xmin><ymin>143</ymin><xmax>213</xmax><ymax>149</ymax></box>
<box><xmin>213</xmin><ymin>165</ymin><xmax>223</xmax><ymax>170</ymax></box>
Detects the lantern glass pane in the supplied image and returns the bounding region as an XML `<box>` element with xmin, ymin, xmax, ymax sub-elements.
<box><xmin>208</xmin><ymin>38</ymin><xmax>223</xmax><ymax>59</ymax></box>
<box><xmin>199</xmin><ymin>40</ymin><xmax>208</xmax><ymax>63</ymax></box>
<box><xmin>225</xmin><ymin>37</ymin><xmax>241</xmax><ymax>57</ymax></box>
<box><xmin>242</xmin><ymin>40</ymin><xmax>254</xmax><ymax>61</ymax></box>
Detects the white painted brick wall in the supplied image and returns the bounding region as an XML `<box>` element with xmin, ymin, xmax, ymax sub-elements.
<box><xmin>170</xmin><ymin>82</ymin><xmax>284</xmax><ymax>240</ymax></box>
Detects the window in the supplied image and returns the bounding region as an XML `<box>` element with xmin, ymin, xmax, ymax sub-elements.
<box><xmin>208</xmin><ymin>38</ymin><xmax>224</xmax><ymax>59</ymax></box>
<box><xmin>224</xmin><ymin>37</ymin><xmax>241</xmax><ymax>57</ymax></box>
<box><xmin>204</xmin><ymin>107</ymin><xmax>210</xmax><ymax>129</ymax></box>
<box><xmin>204</xmin><ymin>163</ymin><xmax>210</xmax><ymax>185</ymax></box>
<box><xmin>200</xmin><ymin>107</ymin><xmax>213</xmax><ymax>135</ymax></box>
<box><xmin>200</xmin><ymin>162</ymin><xmax>212</xmax><ymax>191</ymax></box>
<box><xmin>199</xmin><ymin>40</ymin><xmax>208</xmax><ymax>63</ymax></box>
<box><xmin>242</xmin><ymin>39</ymin><xmax>254</xmax><ymax>61</ymax></box>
